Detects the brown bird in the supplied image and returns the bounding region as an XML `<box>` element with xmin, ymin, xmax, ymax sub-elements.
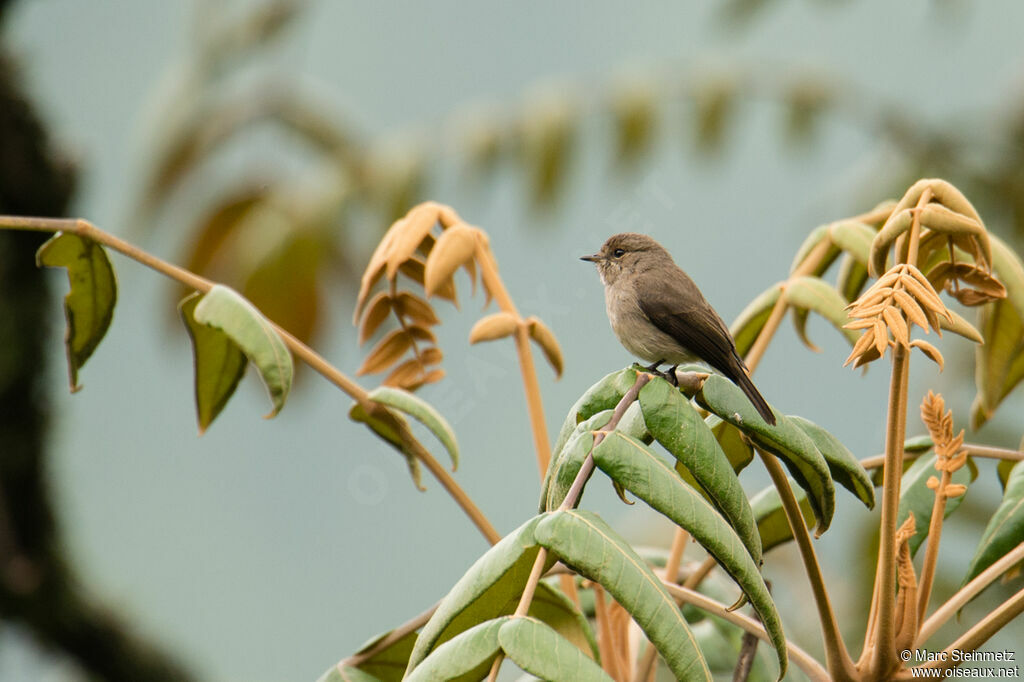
<box><xmin>582</xmin><ymin>232</ymin><xmax>776</xmax><ymax>425</ymax></box>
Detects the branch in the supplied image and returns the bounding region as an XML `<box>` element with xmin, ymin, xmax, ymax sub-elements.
<box><xmin>0</xmin><ymin>216</ymin><xmax>501</xmax><ymax>546</ymax></box>
<box><xmin>758</xmin><ymin>448</ymin><xmax>858</xmax><ymax>682</ymax></box>
<box><xmin>495</xmin><ymin>372</ymin><xmax>651</xmax><ymax>680</ymax></box>
<box><xmin>916</xmin><ymin>541</ymin><xmax>1024</xmax><ymax>646</ymax></box>
<box><xmin>474</xmin><ymin>238</ymin><xmax>553</xmax><ymax>477</ymax></box>
<box><xmin>910</xmin><ymin>586</ymin><xmax>1024</xmax><ymax>677</ymax></box>
<box><xmin>859</xmin><ymin>443</ymin><xmax>1024</xmax><ymax>471</ymax></box>
<box><xmin>662</xmin><ymin>583</ymin><xmax>831</xmax><ymax>682</ymax></box>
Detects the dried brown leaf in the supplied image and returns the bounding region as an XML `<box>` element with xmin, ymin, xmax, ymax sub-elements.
<box><xmin>358</xmin><ymin>329</ymin><xmax>413</xmax><ymax>375</ymax></box>
<box><xmin>893</xmin><ymin>288</ymin><xmax>929</xmax><ymax>331</ymax></box>
<box><xmin>422</xmin><ymin>368</ymin><xmax>445</xmax><ymax>384</ymax></box>
<box><xmin>355</xmin><ymin>221</ymin><xmax>402</xmax><ymax>324</ymax></box>
<box><xmin>526</xmin><ymin>316</ymin><xmax>564</xmax><ymax>378</ymax></box>
<box><xmin>910</xmin><ymin>339</ymin><xmax>945</xmax><ymax>371</ymax></box>
<box><xmin>469</xmin><ymin>311</ymin><xmax>518</xmax><ymax>344</ymax></box>
<box><xmin>358</xmin><ymin>291</ymin><xmax>393</xmax><ymax>345</ymax></box>
<box><xmin>384</xmin><ymin>358</ymin><xmax>425</xmax><ymax>388</ymax></box>
<box><xmin>882</xmin><ymin>306</ymin><xmax>909</xmax><ymax>347</ymax></box>
<box><xmin>406</xmin><ymin>323</ymin><xmax>437</xmax><ymax>343</ymax></box>
<box><xmin>386</xmin><ymin>204</ymin><xmax>439</xmax><ymax>279</ymax></box>
<box><xmin>425</xmin><ymin>223</ymin><xmax>478</xmax><ymax>297</ymax></box>
<box><xmin>399</xmin><ymin>256</ymin><xmax>426</xmax><ymax>284</ymax></box>
<box><xmin>394</xmin><ymin>291</ymin><xmax>440</xmax><ymax>326</ymax></box>
<box><xmin>873</xmin><ymin>318</ymin><xmax>890</xmax><ymax>355</ymax></box>
<box><xmin>900</xmin><ymin>275</ymin><xmax>948</xmax><ymax>327</ymax></box>
<box><xmin>844</xmin><ymin>318</ymin><xmax>877</xmax><ymax>330</ymax></box>
<box><xmin>419</xmin><ymin>346</ymin><xmax>443</xmax><ymax>366</ymax></box>
<box><xmin>844</xmin><ymin>327</ymin><xmax>877</xmax><ymax>367</ymax></box>
<box><xmin>951</xmin><ymin>288</ymin><xmax>1001</xmax><ymax>306</ymax></box>
<box><xmin>944</xmin><ymin>483</ymin><xmax>967</xmax><ymax>498</ymax></box>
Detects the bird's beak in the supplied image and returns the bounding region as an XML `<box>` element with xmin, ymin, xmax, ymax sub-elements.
<box><xmin>580</xmin><ymin>253</ymin><xmax>602</xmax><ymax>263</ymax></box>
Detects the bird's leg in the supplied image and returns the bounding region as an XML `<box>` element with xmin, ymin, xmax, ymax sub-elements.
<box><xmin>666</xmin><ymin>365</ymin><xmax>679</xmax><ymax>387</ymax></box>
<box><xmin>644</xmin><ymin>359</ymin><xmax>665</xmax><ymax>373</ymax></box>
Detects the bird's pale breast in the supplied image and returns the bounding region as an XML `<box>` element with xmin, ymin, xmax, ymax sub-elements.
<box><xmin>605</xmin><ymin>279</ymin><xmax>697</xmax><ymax>365</ymax></box>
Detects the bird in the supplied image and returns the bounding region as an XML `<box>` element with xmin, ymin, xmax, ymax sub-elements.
<box><xmin>581</xmin><ymin>232</ymin><xmax>776</xmax><ymax>425</ymax></box>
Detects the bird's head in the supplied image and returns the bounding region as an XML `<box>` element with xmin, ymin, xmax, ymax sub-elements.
<box><xmin>580</xmin><ymin>232</ymin><xmax>672</xmax><ymax>286</ymax></box>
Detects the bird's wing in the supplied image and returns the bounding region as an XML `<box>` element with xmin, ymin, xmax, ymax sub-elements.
<box><xmin>636</xmin><ymin>266</ymin><xmax>744</xmax><ymax>376</ymax></box>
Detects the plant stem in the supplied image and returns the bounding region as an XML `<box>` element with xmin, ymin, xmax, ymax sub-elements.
<box><xmin>498</xmin><ymin>373</ymin><xmax>650</xmax><ymax>682</ymax></box>
<box><xmin>0</xmin><ymin>216</ymin><xmax>502</xmax><ymax>545</ymax></box>
<box><xmin>864</xmin><ymin>343</ymin><xmax>910</xmax><ymax>677</ymax></box>
<box><xmin>910</xmin><ymin>586</ymin><xmax>1024</xmax><ymax>677</ymax></box>
<box><xmin>860</xmin><ymin>444</ymin><xmax>1024</xmax><ymax>471</ymax></box>
<box><xmin>745</xmin><ymin>237</ymin><xmax>834</xmax><ymax>374</ymax></box>
<box><xmin>339</xmin><ymin>601</ymin><xmax>437</xmax><ymax>669</ymax></box>
<box><xmin>633</xmin><ymin>529</ymin><xmax>689</xmax><ymax>681</ymax></box>
<box><xmin>916</xmin><ymin>468</ymin><xmax>951</xmax><ymax>624</ymax></box>
<box><xmin>865</xmin><ymin>188</ymin><xmax>930</xmax><ymax>678</ymax></box>
<box><xmin>662</xmin><ymin>583</ymin><xmax>832</xmax><ymax>682</ymax></box>
<box><xmin>916</xmin><ymin>541</ymin><xmax>1024</xmax><ymax>646</ymax></box>
<box><xmin>474</xmin><ymin>238</ymin><xmax>552</xmax><ymax>476</ymax></box>
<box><xmin>759</xmin><ymin>448</ymin><xmax>858</xmax><ymax>682</ymax></box>
<box><xmin>682</xmin><ymin>556</ymin><xmax>717</xmax><ymax>590</ymax></box>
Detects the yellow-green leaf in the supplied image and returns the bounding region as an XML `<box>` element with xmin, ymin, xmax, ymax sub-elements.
<box><xmin>192</xmin><ymin>285</ymin><xmax>292</xmax><ymax>418</ymax></box>
<box><xmin>36</xmin><ymin>232</ymin><xmax>118</xmax><ymax>391</ymax></box>
<box><xmin>179</xmin><ymin>293</ymin><xmax>247</xmax><ymax>434</ymax></box>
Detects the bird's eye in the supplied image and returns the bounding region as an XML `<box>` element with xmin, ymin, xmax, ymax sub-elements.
<box><xmin>613</xmin><ymin>248</ymin><xmax>625</xmax><ymax>258</ymax></box>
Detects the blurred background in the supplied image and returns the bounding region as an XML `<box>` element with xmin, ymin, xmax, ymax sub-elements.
<box><xmin>1</xmin><ymin>0</ymin><xmax>1023</xmax><ymax>680</ymax></box>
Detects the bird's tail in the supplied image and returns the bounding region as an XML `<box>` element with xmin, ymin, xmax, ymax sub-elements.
<box><xmin>730</xmin><ymin>360</ymin><xmax>776</xmax><ymax>425</ymax></box>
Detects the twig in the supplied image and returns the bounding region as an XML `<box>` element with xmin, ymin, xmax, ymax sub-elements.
<box><xmin>492</xmin><ymin>373</ymin><xmax>651</xmax><ymax>681</ymax></box>
<box><xmin>474</xmin><ymin>239</ymin><xmax>552</xmax><ymax>476</ymax></box>
<box><xmin>916</xmin><ymin>541</ymin><xmax>1024</xmax><ymax>646</ymax></box>
<box><xmin>758</xmin><ymin>448</ymin><xmax>858</xmax><ymax>682</ymax></box>
<box><xmin>662</xmin><ymin>583</ymin><xmax>831</xmax><ymax>682</ymax></box>
<box><xmin>337</xmin><ymin>601</ymin><xmax>438</xmax><ymax>669</ymax></box>
<box><xmin>864</xmin><ymin>187</ymin><xmax>931</xmax><ymax>678</ymax></box>
<box><xmin>911</xmin><ymin>586</ymin><xmax>1024</xmax><ymax>677</ymax></box>
<box><xmin>859</xmin><ymin>443</ymin><xmax>1024</xmax><ymax>471</ymax></box>
<box><xmin>0</xmin><ymin>216</ymin><xmax>501</xmax><ymax>546</ymax></box>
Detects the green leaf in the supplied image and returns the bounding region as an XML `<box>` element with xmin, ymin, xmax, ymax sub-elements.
<box><xmin>36</xmin><ymin>232</ymin><xmax>118</xmax><ymax>391</ymax></box>
<box><xmin>192</xmin><ymin>284</ymin><xmax>292</xmax><ymax>417</ymax></box>
<box><xmin>405</xmin><ymin>617</ymin><xmax>507</xmax><ymax>682</ymax></box>
<box><xmin>789</xmin><ymin>224</ymin><xmax>831</xmax><ymax>275</ymax></box>
<box><xmin>783</xmin><ymin>275</ymin><xmax>859</xmax><ymax>352</ymax></box>
<box><xmin>348</xmin><ymin>402</ymin><xmax>422</xmax><ymax>491</ymax></box>
<box><xmin>971</xmin><ymin>296</ymin><xmax>1024</xmax><ymax>429</ymax></box>
<box><xmin>591</xmin><ymin>433</ymin><xmax>787</xmax><ymax>677</ymax></box>
<box><xmin>639</xmin><ymin>379</ymin><xmax>762</xmax><ymax>565</ymax></box>
<box><xmin>962</xmin><ymin>460</ymin><xmax>1024</xmax><ymax>588</ymax></box>
<box><xmin>406</xmin><ymin>516</ymin><xmax>554</xmax><ymax>674</ymax></box>
<box><xmin>828</xmin><ymin>220</ymin><xmax>875</xmax><ymax>267</ymax></box>
<box><xmin>542</xmin><ymin>412</ymin><xmax>607</xmax><ymax>511</ymax></box>
<box><xmin>179</xmin><ymin>293</ymin><xmax>247</xmax><ymax>434</ymax></box>
<box><xmin>366</xmin><ymin>386</ymin><xmax>459</xmax><ymax>471</ymax></box>
<box><xmin>991</xmin><ymin>234</ymin><xmax>1024</xmax><ymax>321</ymax></box>
<box><xmin>552</xmin><ymin>368</ymin><xmax>640</xmax><ymax>457</ymax></box>
<box><xmin>836</xmin><ymin>254</ymin><xmax>870</xmax><ymax>303</ymax></box>
<box><xmin>750</xmin><ymin>479</ymin><xmax>815</xmax><ymax>553</ymax></box>
<box><xmin>789</xmin><ymin>416</ymin><xmax>874</xmax><ymax>509</ymax></box>
<box><xmin>693</xmin><ymin>372</ymin><xmax>835</xmax><ymax>535</ymax></box>
<box><xmin>316</xmin><ymin>665</ymin><xmax>382</xmax><ymax>682</ymax></box>
<box><xmin>534</xmin><ymin>509</ymin><xmax>713</xmax><ymax>682</ymax></box>
<box><xmin>998</xmin><ymin>459</ymin><xmax>1017</xmax><ymax>490</ymax></box>
<box><xmin>707</xmin><ymin>414</ymin><xmax>754</xmax><ymax>473</ymax></box>
<box><xmin>530</xmin><ymin>581</ymin><xmax>600</xmax><ymax>662</ymax></box>
<box><xmin>350</xmin><ymin>629</ymin><xmax>417</xmax><ymax>682</ymax></box>
<box><xmin>500</xmin><ymin>616</ymin><xmax>611</xmax><ymax>681</ymax></box>
<box><xmin>730</xmin><ymin>283</ymin><xmax>784</xmax><ymax>358</ymax></box>
<box><xmin>897</xmin><ymin>454</ymin><xmax>975</xmax><ymax>556</ymax></box>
